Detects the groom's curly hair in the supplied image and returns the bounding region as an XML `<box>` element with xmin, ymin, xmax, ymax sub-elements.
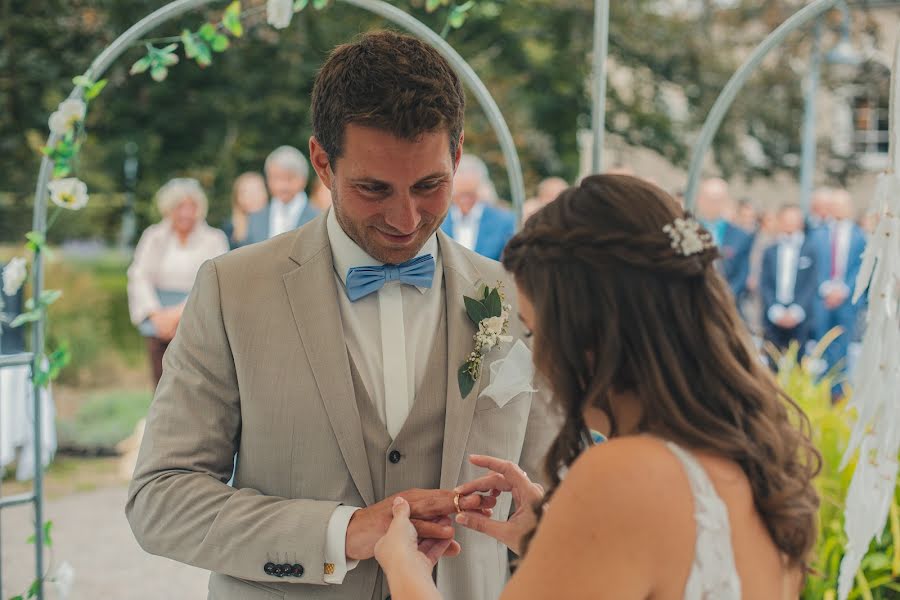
<box><xmin>311</xmin><ymin>30</ymin><xmax>465</xmax><ymax>164</ymax></box>
<box><xmin>504</xmin><ymin>175</ymin><xmax>822</xmax><ymax>573</ymax></box>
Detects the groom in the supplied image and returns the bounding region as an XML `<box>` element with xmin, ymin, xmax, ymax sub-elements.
<box><xmin>126</xmin><ymin>31</ymin><xmax>557</xmax><ymax>600</ymax></box>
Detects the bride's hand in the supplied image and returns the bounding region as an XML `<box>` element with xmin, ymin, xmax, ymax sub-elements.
<box><xmin>453</xmin><ymin>454</ymin><xmax>545</xmax><ymax>556</ymax></box>
<box><xmin>375</xmin><ymin>498</ymin><xmax>462</xmax><ymax>576</ymax></box>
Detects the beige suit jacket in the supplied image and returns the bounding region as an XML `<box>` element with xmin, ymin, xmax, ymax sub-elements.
<box><xmin>126</xmin><ymin>215</ymin><xmax>558</xmax><ymax>599</ymax></box>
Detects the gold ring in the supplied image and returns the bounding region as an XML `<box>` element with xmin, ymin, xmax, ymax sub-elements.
<box><xmin>453</xmin><ymin>493</ymin><xmax>462</xmax><ymax>513</ymax></box>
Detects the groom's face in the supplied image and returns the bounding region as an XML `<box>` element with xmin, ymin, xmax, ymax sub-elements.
<box><xmin>310</xmin><ymin>124</ymin><xmax>462</xmax><ymax>264</ymax></box>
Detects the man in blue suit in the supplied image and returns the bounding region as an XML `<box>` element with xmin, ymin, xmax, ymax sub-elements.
<box><xmin>817</xmin><ymin>188</ymin><xmax>867</xmax><ymax>379</ymax></box>
<box><xmin>760</xmin><ymin>204</ymin><xmax>822</xmax><ymax>361</ymax></box>
<box><xmin>696</xmin><ymin>178</ymin><xmax>754</xmax><ymax>303</ymax></box>
<box><xmin>441</xmin><ymin>154</ymin><xmax>515</xmax><ymax>261</ymax></box>
<box><xmin>245</xmin><ymin>145</ymin><xmax>319</xmax><ymax>245</ymax></box>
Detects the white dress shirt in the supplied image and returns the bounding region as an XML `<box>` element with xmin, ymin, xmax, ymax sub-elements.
<box><xmin>450</xmin><ymin>203</ymin><xmax>484</xmax><ymax>251</ymax></box>
<box><xmin>820</xmin><ymin>220</ymin><xmax>853</xmax><ymax>298</ymax></box>
<box><xmin>321</xmin><ymin>208</ymin><xmax>444</xmax><ymax>583</ymax></box>
<box><xmin>268</xmin><ymin>193</ymin><xmax>308</xmax><ymax>239</ymax></box>
<box><xmin>769</xmin><ymin>232</ymin><xmax>806</xmax><ymax>325</ymax></box>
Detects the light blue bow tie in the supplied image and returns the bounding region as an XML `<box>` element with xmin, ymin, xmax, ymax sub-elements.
<box><xmin>345</xmin><ymin>254</ymin><xmax>435</xmax><ymax>302</ymax></box>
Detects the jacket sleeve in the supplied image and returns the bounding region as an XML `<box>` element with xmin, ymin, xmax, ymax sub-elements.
<box><xmin>125</xmin><ymin>260</ymin><xmax>339</xmax><ymax>585</ymax></box>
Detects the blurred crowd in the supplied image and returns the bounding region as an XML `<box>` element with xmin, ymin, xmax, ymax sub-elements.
<box><xmin>116</xmin><ymin>145</ymin><xmax>872</xmax><ymax>398</ymax></box>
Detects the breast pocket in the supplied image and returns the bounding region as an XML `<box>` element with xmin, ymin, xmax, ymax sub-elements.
<box><xmin>467</xmin><ymin>392</ymin><xmax>533</xmax><ymax>463</ymax></box>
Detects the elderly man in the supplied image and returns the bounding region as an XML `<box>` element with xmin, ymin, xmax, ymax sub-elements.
<box><xmin>696</xmin><ymin>178</ymin><xmax>754</xmax><ymax>302</ymax></box>
<box><xmin>440</xmin><ymin>155</ymin><xmax>515</xmax><ymax>261</ymax></box>
<box><xmin>245</xmin><ymin>145</ymin><xmax>319</xmax><ymax>245</ymax></box>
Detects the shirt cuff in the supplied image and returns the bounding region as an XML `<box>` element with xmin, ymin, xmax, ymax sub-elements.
<box><xmin>323</xmin><ymin>505</ymin><xmax>361</xmax><ymax>584</ymax></box>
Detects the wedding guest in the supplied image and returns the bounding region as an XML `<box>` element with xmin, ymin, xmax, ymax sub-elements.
<box><xmin>735</xmin><ymin>198</ymin><xmax>758</xmax><ymax>233</ymax></box>
<box><xmin>744</xmin><ymin>209</ymin><xmax>778</xmax><ymax>336</ymax></box>
<box><xmin>523</xmin><ymin>176</ymin><xmax>567</xmax><ymax>222</ymax></box>
<box><xmin>222</xmin><ymin>172</ymin><xmax>268</xmax><ymax>250</ymax></box>
<box><xmin>127</xmin><ymin>178</ymin><xmax>229</xmax><ymax>387</ymax></box>
<box><xmin>818</xmin><ymin>188</ymin><xmax>867</xmax><ymax>387</ymax></box>
<box><xmin>807</xmin><ymin>186</ymin><xmax>833</xmax><ymax>232</ymax></box>
<box><xmin>376</xmin><ymin>175</ymin><xmax>820</xmax><ymax>599</ymax></box>
<box><xmin>760</xmin><ymin>204</ymin><xmax>822</xmax><ymax>360</ymax></box>
<box><xmin>244</xmin><ymin>145</ymin><xmax>319</xmax><ymax>245</ymax></box>
<box><xmin>441</xmin><ymin>154</ymin><xmax>515</xmax><ymax>261</ymax></box>
<box><xmin>696</xmin><ymin>178</ymin><xmax>753</xmax><ymax>303</ymax></box>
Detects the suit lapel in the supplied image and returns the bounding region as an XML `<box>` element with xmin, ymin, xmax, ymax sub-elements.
<box><xmin>283</xmin><ymin>218</ymin><xmax>376</xmax><ymax>506</ymax></box>
<box><xmin>438</xmin><ymin>232</ymin><xmax>485</xmax><ymax>490</ymax></box>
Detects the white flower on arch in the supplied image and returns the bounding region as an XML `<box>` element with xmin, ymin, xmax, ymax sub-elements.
<box><xmin>48</xmin><ymin>178</ymin><xmax>89</xmax><ymax>211</ymax></box>
<box><xmin>2</xmin><ymin>256</ymin><xmax>28</xmax><ymax>297</ymax></box>
<box><xmin>48</xmin><ymin>99</ymin><xmax>86</xmax><ymax>136</ymax></box>
<box><xmin>267</xmin><ymin>0</ymin><xmax>294</xmax><ymax>29</ymax></box>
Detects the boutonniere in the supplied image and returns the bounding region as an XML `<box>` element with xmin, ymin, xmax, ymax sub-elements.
<box><xmin>458</xmin><ymin>282</ymin><xmax>513</xmax><ymax>398</ymax></box>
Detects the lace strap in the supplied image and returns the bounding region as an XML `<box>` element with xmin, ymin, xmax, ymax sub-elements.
<box><xmin>664</xmin><ymin>441</ymin><xmax>742</xmax><ymax>599</ymax></box>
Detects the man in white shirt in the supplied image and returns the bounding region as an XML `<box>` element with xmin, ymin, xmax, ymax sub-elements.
<box><xmin>245</xmin><ymin>145</ymin><xmax>320</xmax><ymax>245</ymax></box>
<box><xmin>126</xmin><ymin>31</ymin><xmax>557</xmax><ymax>600</ymax></box>
<box><xmin>760</xmin><ymin>204</ymin><xmax>821</xmax><ymax>361</ymax></box>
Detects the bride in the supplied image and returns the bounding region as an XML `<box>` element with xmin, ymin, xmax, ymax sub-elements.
<box><xmin>374</xmin><ymin>174</ymin><xmax>820</xmax><ymax>599</ymax></box>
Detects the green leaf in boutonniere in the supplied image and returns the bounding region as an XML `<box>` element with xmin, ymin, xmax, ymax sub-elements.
<box><xmin>484</xmin><ymin>288</ymin><xmax>502</xmax><ymax>318</ymax></box>
<box><xmin>458</xmin><ymin>363</ymin><xmax>476</xmax><ymax>399</ymax></box>
<box><xmin>464</xmin><ymin>295</ymin><xmax>489</xmax><ymax>325</ymax></box>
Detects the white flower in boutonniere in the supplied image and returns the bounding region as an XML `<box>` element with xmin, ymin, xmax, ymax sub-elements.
<box><xmin>48</xmin><ymin>177</ymin><xmax>89</xmax><ymax>210</ymax></box>
<box><xmin>2</xmin><ymin>256</ymin><xmax>27</xmax><ymax>296</ymax></box>
<box><xmin>458</xmin><ymin>282</ymin><xmax>513</xmax><ymax>398</ymax></box>
<box><xmin>48</xmin><ymin>99</ymin><xmax>86</xmax><ymax>136</ymax></box>
<box><xmin>267</xmin><ymin>0</ymin><xmax>294</xmax><ymax>29</ymax></box>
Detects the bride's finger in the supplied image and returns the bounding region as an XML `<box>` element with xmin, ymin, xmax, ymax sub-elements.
<box><xmin>469</xmin><ymin>455</ymin><xmax>534</xmax><ymax>488</ymax></box>
<box><xmin>443</xmin><ymin>540</ymin><xmax>462</xmax><ymax>557</ymax></box>
<box><xmin>421</xmin><ymin>538</ymin><xmax>453</xmax><ymax>565</ymax></box>
<box><xmin>454</xmin><ymin>472</ymin><xmax>511</xmax><ymax>496</ymax></box>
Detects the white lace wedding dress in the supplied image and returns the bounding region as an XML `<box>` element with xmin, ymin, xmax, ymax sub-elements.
<box><xmin>665</xmin><ymin>441</ymin><xmax>742</xmax><ymax>600</ymax></box>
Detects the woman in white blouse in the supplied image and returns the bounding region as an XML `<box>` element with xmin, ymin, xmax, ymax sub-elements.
<box><xmin>127</xmin><ymin>178</ymin><xmax>229</xmax><ymax>387</ymax></box>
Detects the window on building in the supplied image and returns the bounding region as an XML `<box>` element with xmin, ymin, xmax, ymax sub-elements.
<box><xmin>852</xmin><ymin>94</ymin><xmax>889</xmax><ymax>157</ymax></box>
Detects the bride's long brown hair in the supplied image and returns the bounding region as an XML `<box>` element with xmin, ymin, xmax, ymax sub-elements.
<box><xmin>503</xmin><ymin>174</ymin><xmax>821</xmax><ymax>568</ymax></box>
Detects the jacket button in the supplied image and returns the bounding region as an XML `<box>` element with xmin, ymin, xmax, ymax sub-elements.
<box><xmin>389</xmin><ymin>450</ymin><xmax>401</xmax><ymax>464</ymax></box>
<box><xmin>273</xmin><ymin>564</ymin><xmax>284</xmax><ymax>577</ymax></box>
<box><xmin>264</xmin><ymin>562</ymin><xmax>276</xmax><ymax>575</ymax></box>
<box><xmin>291</xmin><ymin>564</ymin><xmax>304</xmax><ymax>577</ymax></box>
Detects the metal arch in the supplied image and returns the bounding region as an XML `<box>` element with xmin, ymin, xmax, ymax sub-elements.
<box><xmin>684</xmin><ymin>0</ymin><xmax>840</xmax><ymax>210</ymax></box>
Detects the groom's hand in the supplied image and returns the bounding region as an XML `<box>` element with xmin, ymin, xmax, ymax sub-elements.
<box><xmin>345</xmin><ymin>488</ymin><xmax>496</xmax><ymax>561</ymax></box>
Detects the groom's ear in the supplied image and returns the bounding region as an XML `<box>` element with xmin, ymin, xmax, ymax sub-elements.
<box><xmin>453</xmin><ymin>132</ymin><xmax>465</xmax><ymax>172</ymax></box>
<box><xmin>308</xmin><ymin>136</ymin><xmax>333</xmax><ymax>190</ymax></box>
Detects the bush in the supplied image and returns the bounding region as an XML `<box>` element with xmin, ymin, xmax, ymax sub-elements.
<box><xmin>56</xmin><ymin>389</ymin><xmax>152</xmax><ymax>454</ymax></box>
<box><xmin>1</xmin><ymin>247</ymin><xmax>148</xmax><ymax>386</ymax></box>
<box><xmin>774</xmin><ymin>337</ymin><xmax>900</xmax><ymax>598</ymax></box>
